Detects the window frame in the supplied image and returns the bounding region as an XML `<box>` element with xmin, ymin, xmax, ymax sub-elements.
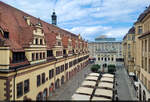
<box><xmin>17</xmin><ymin>82</ymin><xmax>23</xmax><ymax>98</ymax></box>
<box><xmin>24</xmin><ymin>79</ymin><xmax>29</xmax><ymax>94</ymax></box>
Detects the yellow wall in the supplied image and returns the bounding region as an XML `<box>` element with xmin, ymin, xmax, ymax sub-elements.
<box><xmin>6</xmin><ymin>53</ymin><xmax>89</xmax><ymax>100</ymax></box>
<box><xmin>0</xmin><ymin>79</ymin><xmax>6</xmax><ymax>100</ymax></box>
<box><xmin>0</xmin><ymin>47</ymin><xmax>10</xmax><ymax>69</ymax></box>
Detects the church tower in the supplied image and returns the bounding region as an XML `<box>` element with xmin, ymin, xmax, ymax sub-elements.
<box><xmin>51</xmin><ymin>11</ymin><xmax>57</xmax><ymax>25</ymax></box>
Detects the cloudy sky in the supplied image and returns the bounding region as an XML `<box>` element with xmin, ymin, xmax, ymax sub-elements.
<box><xmin>1</xmin><ymin>0</ymin><xmax>150</xmax><ymax>41</ymax></box>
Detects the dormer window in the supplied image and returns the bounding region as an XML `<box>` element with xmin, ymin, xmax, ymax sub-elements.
<box><xmin>4</xmin><ymin>31</ymin><xmax>9</xmax><ymax>39</ymax></box>
<box><xmin>58</xmin><ymin>41</ymin><xmax>61</xmax><ymax>46</ymax></box>
<box><xmin>12</xmin><ymin>52</ymin><xmax>25</xmax><ymax>63</ymax></box>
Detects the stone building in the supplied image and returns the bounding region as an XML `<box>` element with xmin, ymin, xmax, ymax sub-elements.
<box><xmin>0</xmin><ymin>1</ymin><xmax>89</xmax><ymax>100</ymax></box>
<box><xmin>123</xmin><ymin>5</ymin><xmax>150</xmax><ymax>101</ymax></box>
<box><xmin>122</xmin><ymin>27</ymin><xmax>135</xmax><ymax>73</ymax></box>
<box><xmin>88</xmin><ymin>36</ymin><xmax>123</xmax><ymax>72</ymax></box>
<box><xmin>134</xmin><ymin>6</ymin><xmax>150</xmax><ymax>101</ymax></box>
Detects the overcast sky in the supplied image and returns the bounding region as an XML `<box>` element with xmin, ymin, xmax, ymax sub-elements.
<box><xmin>1</xmin><ymin>0</ymin><xmax>150</xmax><ymax>41</ymax></box>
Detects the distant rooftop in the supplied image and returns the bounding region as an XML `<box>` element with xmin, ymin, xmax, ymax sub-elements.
<box><xmin>95</xmin><ymin>35</ymin><xmax>116</xmax><ymax>42</ymax></box>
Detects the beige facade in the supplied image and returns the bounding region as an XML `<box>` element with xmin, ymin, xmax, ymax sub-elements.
<box><xmin>123</xmin><ymin>6</ymin><xmax>150</xmax><ymax>101</ymax></box>
<box><xmin>123</xmin><ymin>27</ymin><xmax>135</xmax><ymax>73</ymax></box>
<box><xmin>88</xmin><ymin>37</ymin><xmax>123</xmax><ymax>69</ymax></box>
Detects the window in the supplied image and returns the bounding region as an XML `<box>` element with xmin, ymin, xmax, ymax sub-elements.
<box><xmin>47</xmin><ymin>50</ymin><xmax>53</xmax><ymax>57</ymax></box>
<box><xmin>12</xmin><ymin>52</ymin><xmax>25</xmax><ymax>63</ymax></box>
<box><xmin>98</xmin><ymin>57</ymin><xmax>100</xmax><ymax>61</ymax></box>
<box><xmin>37</xmin><ymin>75</ymin><xmax>41</xmax><ymax>87</ymax></box>
<box><xmin>61</xmin><ymin>65</ymin><xmax>64</xmax><ymax>72</ymax></box>
<box><xmin>4</xmin><ymin>31</ymin><xmax>9</xmax><ymax>39</ymax></box>
<box><xmin>145</xmin><ymin>57</ymin><xmax>147</xmax><ymax>71</ymax></box>
<box><xmin>112</xmin><ymin>57</ymin><xmax>114</xmax><ymax>61</ymax></box>
<box><xmin>40</xmin><ymin>53</ymin><xmax>42</xmax><ymax>59</ymax></box>
<box><xmin>43</xmin><ymin>52</ymin><xmax>45</xmax><ymax>59</ymax></box>
<box><xmin>56</xmin><ymin>67</ymin><xmax>61</xmax><ymax>75</ymax></box>
<box><xmin>128</xmin><ymin>35</ymin><xmax>130</xmax><ymax>40</ymax></box>
<box><xmin>36</xmin><ymin>53</ymin><xmax>38</xmax><ymax>60</ymax></box>
<box><xmin>42</xmin><ymin>73</ymin><xmax>45</xmax><ymax>84</ymax></box>
<box><xmin>52</xmin><ymin>69</ymin><xmax>54</xmax><ymax>77</ymax></box>
<box><xmin>138</xmin><ymin>26</ymin><xmax>142</xmax><ymax>34</ymax></box>
<box><xmin>142</xmin><ymin>57</ymin><xmax>144</xmax><ymax>68</ymax></box>
<box><xmin>49</xmin><ymin>69</ymin><xmax>54</xmax><ymax>79</ymax></box>
<box><xmin>24</xmin><ymin>79</ymin><xmax>29</xmax><ymax>94</ymax></box>
<box><xmin>17</xmin><ymin>82</ymin><xmax>23</xmax><ymax>98</ymax></box>
<box><xmin>101</xmin><ymin>57</ymin><xmax>103</xmax><ymax>61</ymax></box>
<box><xmin>63</xmin><ymin>49</ymin><xmax>66</xmax><ymax>55</ymax></box>
<box><xmin>58</xmin><ymin>41</ymin><xmax>61</xmax><ymax>46</ymax></box>
<box><xmin>69</xmin><ymin>61</ymin><xmax>72</xmax><ymax>68</ymax></box>
<box><xmin>145</xmin><ymin>40</ymin><xmax>147</xmax><ymax>52</ymax></box>
<box><xmin>65</xmin><ymin>63</ymin><xmax>68</xmax><ymax>70</ymax></box>
<box><xmin>32</xmin><ymin>53</ymin><xmax>35</xmax><ymax>61</ymax></box>
<box><xmin>35</xmin><ymin>38</ymin><xmax>38</xmax><ymax>44</ymax></box>
<box><xmin>40</xmin><ymin>39</ymin><xmax>43</xmax><ymax>45</ymax></box>
<box><xmin>132</xmin><ymin>35</ymin><xmax>135</xmax><ymax>40</ymax></box>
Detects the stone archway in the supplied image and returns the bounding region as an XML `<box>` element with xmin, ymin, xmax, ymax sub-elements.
<box><xmin>43</xmin><ymin>88</ymin><xmax>48</xmax><ymax>100</ymax></box>
<box><xmin>36</xmin><ymin>92</ymin><xmax>42</xmax><ymax>100</ymax></box>
<box><xmin>49</xmin><ymin>83</ymin><xmax>54</xmax><ymax>96</ymax></box>
<box><xmin>55</xmin><ymin>79</ymin><xmax>60</xmax><ymax>89</ymax></box>
<box><xmin>103</xmin><ymin>63</ymin><xmax>107</xmax><ymax>68</ymax></box>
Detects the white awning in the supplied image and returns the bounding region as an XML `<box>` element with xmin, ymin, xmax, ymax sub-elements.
<box><xmin>102</xmin><ymin>73</ymin><xmax>114</xmax><ymax>78</ymax></box>
<box><xmin>98</xmin><ymin>82</ymin><xmax>113</xmax><ymax>89</ymax></box>
<box><xmin>75</xmin><ymin>87</ymin><xmax>94</xmax><ymax>95</ymax></box>
<box><xmin>88</xmin><ymin>73</ymin><xmax>100</xmax><ymax>77</ymax></box>
<box><xmin>72</xmin><ymin>94</ymin><xmax>90</xmax><ymax>100</ymax></box>
<box><xmin>94</xmin><ymin>88</ymin><xmax>113</xmax><ymax>98</ymax></box>
<box><xmin>92</xmin><ymin>96</ymin><xmax>111</xmax><ymax>101</ymax></box>
<box><xmin>85</xmin><ymin>76</ymin><xmax>98</xmax><ymax>81</ymax></box>
<box><xmin>81</xmin><ymin>81</ymin><xmax>96</xmax><ymax>87</ymax></box>
<box><xmin>100</xmin><ymin>77</ymin><xmax>114</xmax><ymax>82</ymax></box>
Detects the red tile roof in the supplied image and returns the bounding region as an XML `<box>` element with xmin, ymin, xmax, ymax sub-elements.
<box><xmin>62</xmin><ymin>35</ymin><xmax>69</xmax><ymax>48</ymax></box>
<box><xmin>0</xmin><ymin>1</ymin><xmax>87</xmax><ymax>52</ymax></box>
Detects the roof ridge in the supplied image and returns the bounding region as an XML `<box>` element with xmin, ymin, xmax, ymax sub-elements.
<box><xmin>0</xmin><ymin>1</ymin><xmax>78</xmax><ymax>37</ymax></box>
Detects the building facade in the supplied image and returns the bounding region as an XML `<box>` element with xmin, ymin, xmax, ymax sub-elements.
<box><xmin>0</xmin><ymin>1</ymin><xmax>89</xmax><ymax>101</ymax></box>
<box><xmin>134</xmin><ymin>6</ymin><xmax>150</xmax><ymax>101</ymax></box>
<box><xmin>123</xmin><ymin>27</ymin><xmax>135</xmax><ymax>73</ymax></box>
<box><xmin>123</xmin><ymin>6</ymin><xmax>150</xmax><ymax>101</ymax></box>
<box><xmin>88</xmin><ymin>36</ymin><xmax>123</xmax><ymax>71</ymax></box>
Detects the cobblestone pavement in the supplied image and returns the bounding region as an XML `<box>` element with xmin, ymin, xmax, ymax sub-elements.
<box><xmin>48</xmin><ymin>64</ymin><xmax>93</xmax><ymax>100</ymax></box>
<box><xmin>116</xmin><ymin>65</ymin><xmax>138</xmax><ymax>101</ymax></box>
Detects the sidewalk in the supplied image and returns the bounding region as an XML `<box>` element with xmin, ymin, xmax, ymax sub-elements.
<box><xmin>116</xmin><ymin>66</ymin><xmax>138</xmax><ymax>101</ymax></box>
<box><xmin>48</xmin><ymin>64</ymin><xmax>92</xmax><ymax>100</ymax></box>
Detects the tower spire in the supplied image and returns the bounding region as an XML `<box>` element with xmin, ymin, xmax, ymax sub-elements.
<box><xmin>51</xmin><ymin>9</ymin><xmax>57</xmax><ymax>25</ymax></box>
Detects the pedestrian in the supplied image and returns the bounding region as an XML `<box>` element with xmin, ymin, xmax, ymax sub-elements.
<box><xmin>115</xmin><ymin>94</ymin><xmax>118</xmax><ymax>101</ymax></box>
<box><xmin>50</xmin><ymin>87</ymin><xmax>53</xmax><ymax>96</ymax></box>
